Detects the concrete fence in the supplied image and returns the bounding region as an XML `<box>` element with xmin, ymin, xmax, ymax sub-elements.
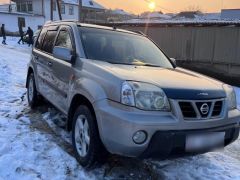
<box><xmin>114</xmin><ymin>24</ymin><xmax>240</xmax><ymax>85</ymax></box>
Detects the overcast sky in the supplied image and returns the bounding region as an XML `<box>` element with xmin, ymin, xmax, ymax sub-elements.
<box><xmin>0</xmin><ymin>0</ymin><xmax>240</xmax><ymax>14</ymax></box>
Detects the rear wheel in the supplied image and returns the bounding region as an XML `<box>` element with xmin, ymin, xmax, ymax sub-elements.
<box><xmin>27</xmin><ymin>73</ymin><xmax>40</xmax><ymax>108</ymax></box>
<box><xmin>72</xmin><ymin>105</ymin><xmax>107</xmax><ymax>168</ymax></box>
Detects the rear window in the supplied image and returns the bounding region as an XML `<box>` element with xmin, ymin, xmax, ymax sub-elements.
<box><xmin>41</xmin><ymin>30</ymin><xmax>58</xmax><ymax>54</ymax></box>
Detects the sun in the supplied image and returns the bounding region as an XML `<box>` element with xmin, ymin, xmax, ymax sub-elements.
<box><xmin>148</xmin><ymin>1</ymin><xmax>156</xmax><ymax>11</ymax></box>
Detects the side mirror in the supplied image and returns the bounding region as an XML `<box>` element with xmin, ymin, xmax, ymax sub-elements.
<box><xmin>53</xmin><ymin>46</ymin><xmax>75</xmax><ymax>63</ymax></box>
<box><xmin>170</xmin><ymin>58</ymin><xmax>177</xmax><ymax>67</ymax></box>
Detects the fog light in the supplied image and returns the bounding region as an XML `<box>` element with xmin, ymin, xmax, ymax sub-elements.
<box><xmin>132</xmin><ymin>131</ymin><xmax>147</xmax><ymax>144</ymax></box>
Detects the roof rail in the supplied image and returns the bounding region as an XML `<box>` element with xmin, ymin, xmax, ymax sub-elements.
<box><xmin>45</xmin><ymin>19</ymin><xmax>80</xmax><ymax>25</ymax></box>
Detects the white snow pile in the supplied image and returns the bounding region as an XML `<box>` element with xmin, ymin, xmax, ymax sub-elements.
<box><xmin>0</xmin><ymin>36</ymin><xmax>240</xmax><ymax>180</ymax></box>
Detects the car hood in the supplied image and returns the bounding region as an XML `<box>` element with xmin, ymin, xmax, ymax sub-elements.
<box><xmin>92</xmin><ymin>61</ymin><xmax>226</xmax><ymax>100</ymax></box>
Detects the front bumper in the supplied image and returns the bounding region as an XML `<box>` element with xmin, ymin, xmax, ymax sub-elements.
<box><xmin>140</xmin><ymin>123</ymin><xmax>239</xmax><ymax>158</ymax></box>
<box><xmin>94</xmin><ymin>99</ymin><xmax>240</xmax><ymax>157</ymax></box>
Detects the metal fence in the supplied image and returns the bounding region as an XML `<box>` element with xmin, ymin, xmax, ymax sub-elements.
<box><xmin>113</xmin><ymin>24</ymin><xmax>240</xmax><ymax>85</ymax></box>
<box><xmin>122</xmin><ymin>26</ymin><xmax>240</xmax><ymax>65</ymax></box>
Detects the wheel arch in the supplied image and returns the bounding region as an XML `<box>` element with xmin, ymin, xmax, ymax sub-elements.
<box><xmin>67</xmin><ymin>94</ymin><xmax>97</xmax><ymax>132</ymax></box>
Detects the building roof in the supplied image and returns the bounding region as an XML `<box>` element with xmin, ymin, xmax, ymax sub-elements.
<box><xmin>221</xmin><ymin>9</ymin><xmax>240</xmax><ymax>20</ymax></box>
<box><xmin>112</xmin><ymin>19</ymin><xmax>240</xmax><ymax>26</ymax></box>
<box><xmin>221</xmin><ymin>9</ymin><xmax>240</xmax><ymax>11</ymax></box>
<box><xmin>140</xmin><ymin>12</ymin><xmax>171</xmax><ymax>19</ymax></box>
<box><xmin>111</xmin><ymin>9</ymin><xmax>131</xmax><ymax>16</ymax></box>
<box><xmin>202</xmin><ymin>13</ymin><xmax>221</xmax><ymax>20</ymax></box>
<box><xmin>63</xmin><ymin>0</ymin><xmax>105</xmax><ymax>10</ymax></box>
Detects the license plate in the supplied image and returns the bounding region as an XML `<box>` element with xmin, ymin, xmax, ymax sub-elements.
<box><xmin>185</xmin><ymin>132</ymin><xmax>225</xmax><ymax>152</ymax></box>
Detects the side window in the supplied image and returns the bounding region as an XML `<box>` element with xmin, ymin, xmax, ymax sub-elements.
<box><xmin>55</xmin><ymin>30</ymin><xmax>72</xmax><ymax>49</ymax></box>
<box><xmin>35</xmin><ymin>28</ymin><xmax>47</xmax><ymax>49</ymax></box>
<box><xmin>42</xmin><ymin>30</ymin><xmax>58</xmax><ymax>53</ymax></box>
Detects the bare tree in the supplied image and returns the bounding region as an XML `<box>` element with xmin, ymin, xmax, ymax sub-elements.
<box><xmin>184</xmin><ymin>5</ymin><xmax>203</xmax><ymax>13</ymax></box>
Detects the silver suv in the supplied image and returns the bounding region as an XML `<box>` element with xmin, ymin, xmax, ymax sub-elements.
<box><xmin>26</xmin><ymin>21</ymin><xmax>240</xmax><ymax>168</ymax></box>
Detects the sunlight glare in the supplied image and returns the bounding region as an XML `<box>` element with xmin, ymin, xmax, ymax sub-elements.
<box><xmin>148</xmin><ymin>1</ymin><xmax>156</xmax><ymax>11</ymax></box>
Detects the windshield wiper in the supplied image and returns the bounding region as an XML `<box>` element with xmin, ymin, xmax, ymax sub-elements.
<box><xmin>106</xmin><ymin>61</ymin><xmax>161</xmax><ymax>67</ymax></box>
<box><xmin>106</xmin><ymin>62</ymin><xmax>133</xmax><ymax>65</ymax></box>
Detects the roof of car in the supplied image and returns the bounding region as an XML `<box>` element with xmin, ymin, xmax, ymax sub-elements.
<box><xmin>44</xmin><ymin>20</ymin><xmax>142</xmax><ymax>36</ymax></box>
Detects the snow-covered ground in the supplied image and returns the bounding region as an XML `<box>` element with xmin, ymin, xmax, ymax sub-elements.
<box><xmin>0</xmin><ymin>37</ymin><xmax>240</xmax><ymax>180</ymax></box>
<box><xmin>0</xmin><ymin>37</ymin><xmax>94</xmax><ymax>180</ymax></box>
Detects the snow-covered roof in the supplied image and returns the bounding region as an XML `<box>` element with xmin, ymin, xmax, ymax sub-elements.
<box><xmin>221</xmin><ymin>9</ymin><xmax>240</xmax><ymax>20</ymax></box>
<box><xmin>120</xmin><ymin>18</ymin><xmax>240</xmax><ymax>25</ymax></box>
<box><xmin>63</xmin><ymin>0</ymin><xmax>105</xmax><ymax>10</ymax></box>
<box><xmin>111</xmin><ymin>9</ymin><xmax>131</xmax><ymax>16</ymax></box>
<box><xmin>202</xmin><ymin>13</ymin><xmax>221</xmax><ymax>20</ymax></box>
<box><xmin>140</xmin><ymin>12</ymin><xmax>171</xmax><ymax>19</ymax></box>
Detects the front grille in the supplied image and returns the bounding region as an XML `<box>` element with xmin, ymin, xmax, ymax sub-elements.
<box><xmin>179</xmin><ymin>102</ymin><xmax>197</xmax><ymax>118</ymax></box>
<box><xmin>212</xmin><ymin>101</ymin><xmax>223</xmax><ymax>117</ymax></box>
<box><xmin>178</xmin><ymin>99</ymin><xmax>224</xmax><ymax>120</ymax></box>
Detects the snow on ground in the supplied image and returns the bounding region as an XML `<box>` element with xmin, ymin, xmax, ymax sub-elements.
<box><xmin>0</xmin><ymin>37</ymin><xmax>94</xmax><ymax>180</ymax></box>
<box><xmin>0</xmin><ymin>37</ymin><xmax>240</xmax><ymax>180</ymax></box>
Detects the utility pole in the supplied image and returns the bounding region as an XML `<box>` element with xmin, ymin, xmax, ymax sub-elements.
<box><xmin>50</xmin><ymin>0</ymin><xmax>53</xmax><ymax>20</ymax></box>
<box><xmin>78</xmin><ymin>0</ymin><xmax>82</xmax><ymax>22</ymax></box>
<box><xmin>56</xmin><ymin>0</ymin><xmax>62</xmax><ymax>20</ymax></box>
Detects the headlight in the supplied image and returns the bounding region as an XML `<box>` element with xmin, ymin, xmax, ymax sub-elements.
<box><xmin>223</xmin><ymin>84</ymin><xmax>237</xmax><ymax>110</ymax></box>
<box><xmin>121</xmin><ymin>82</ymin><xmax>135</xmax><ymax>106</ymax></box>
<box><xmin>121</xmin><ymin>81</ymin><xmax>170</xmax><ymax>111</ymax></box>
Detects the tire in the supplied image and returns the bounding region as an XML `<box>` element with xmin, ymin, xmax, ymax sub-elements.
<box><xmin>72</xmin><ymin>105</ymin><xmax>107</xmax><ymax>168</ymax></box>
<box><xmin>27</xmin><ymin>73</ymin><xmax>39</xmax><ymax>108</ymax></box>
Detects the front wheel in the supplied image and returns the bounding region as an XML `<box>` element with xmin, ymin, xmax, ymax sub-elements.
<box><xmin>27</xmin><ymin>73</ymin><xmax>39</xmax><ymax>108</ymax></box>
<box><xmin>72</xmin><ymin>105</ymin><xmax>107</xmax><ymax>168</ymax></box>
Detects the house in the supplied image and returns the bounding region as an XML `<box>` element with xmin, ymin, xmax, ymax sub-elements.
<box><xmin>105</xmin><ymin>9</ymin><xmax>134</xmax><ymax>22</ymax></box>
<box><xmin>0</xmin><ymin>0</ymin><xmax>105</xmax><ymax>33</ymax></box>
<box><xmin>174</xmin><ymin>11</ymin><xmax>202</xmax><ymax>19</ymax></box>
<box><xmin>221</xmin><ymin>9</ymin><xmax>240</xmax><ymax>20</ymax></box>
<box><xmin>61</xmin><ymin>0</ymin><xmax>106</xmax><ymax>23</ymax></box>
<box><xmin>0</xmin><ymin>2</ymin><xmax>15</xmax><ymax>12</ymax></box>
<box><xmin>0</xmin><ymin>1</ymin><xmax>45</xmax><ymax>33</ymax></box>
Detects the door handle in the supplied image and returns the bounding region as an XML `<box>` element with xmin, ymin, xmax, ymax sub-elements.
<box><xmin>47</xmin><ymin>62</ymin><xmax>52</xmax><ymax>67</ymax></box>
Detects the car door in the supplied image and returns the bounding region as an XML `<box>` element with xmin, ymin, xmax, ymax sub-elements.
<box><xmin>34</xmin><ymin>26</ymin><xmax>59</xmax><ymax>103</ymax></box>
<box><xmin>50</xmin><ymin>26</ymin><xmax>75</xmax><ymax>113</ymax></box>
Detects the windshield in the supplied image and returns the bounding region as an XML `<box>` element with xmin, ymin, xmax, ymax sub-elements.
<box><xmin>79</xmin><ymin>27</ymin><xmax>173</xmax><ymax>68</ymax></box>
